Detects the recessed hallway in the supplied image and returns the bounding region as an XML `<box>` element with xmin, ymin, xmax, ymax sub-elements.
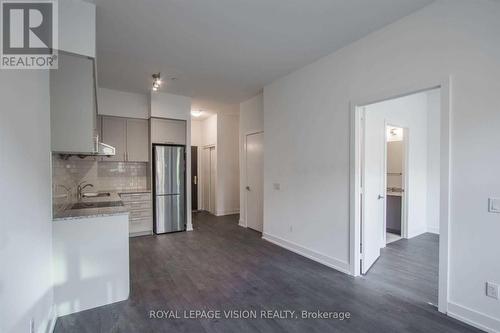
<box><xmin>54</xmin><ymin>213</ymin><xmax>478</xmax><ymax>333</ymax></box>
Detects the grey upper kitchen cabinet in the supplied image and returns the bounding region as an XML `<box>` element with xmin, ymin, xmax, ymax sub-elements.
<box><xmin>100</xmin><ymin>116</ymin><xmax>149</xmax><ymax>162</ymax></box>
<box><xmin>150</xmin><ymin>118</ymin><xmax>186</xmax><ymax>145</ymax></box>
<box><xmin>101</xmin><ymin>117</ymin><xmax>127</xmax><ymax>161</ymax></box>
<box><xmin>126</xmin><ymin>119</ymin><xmax>149</xmax><ymax>162</ymax></box>
<box><xmin>50</xmin><ymin>52</ymin><xmax>97</xmax><ymax>153</ymax></box>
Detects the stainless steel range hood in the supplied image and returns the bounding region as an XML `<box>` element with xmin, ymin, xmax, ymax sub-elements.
<box><xmin>56</xmin><ymin>137</ymin><xmax>115</xmax><ymax>158</ymax></box>
<box><xmin>93</xmin><ymin>136</ymin><xmax>116</xmax><ymax>156</ymax></box>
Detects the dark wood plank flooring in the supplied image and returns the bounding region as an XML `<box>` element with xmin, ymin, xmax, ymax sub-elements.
<box><xmin>54</xmin><ymin>212</ymin><xmax>479</xmax><ymax>333</ymax></box>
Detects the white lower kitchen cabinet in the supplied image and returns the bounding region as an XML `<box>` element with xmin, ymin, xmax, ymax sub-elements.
<box><xmin>52</xmin><ymin>213</ymin><xmax>130</xmax><ymax>317</ymax></box>
<box><xmin>120</xmin><ymin>192</ymin><xmax>153</xmax><ymax>236</ymax></box>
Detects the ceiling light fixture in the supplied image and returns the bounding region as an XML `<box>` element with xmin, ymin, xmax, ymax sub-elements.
<box><xmin>191</xmin><ymin>110</ymin><xmax>203</xmax><ymax>117</ymax></box>
<box><xmin>152</xmin><ymin>73</ymin><xmax>162</xmax><ymax>91</ymax></box>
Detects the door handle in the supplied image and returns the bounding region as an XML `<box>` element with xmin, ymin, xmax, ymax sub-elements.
<box><xmin>193</xmin><ymin>176</ymin><xmax>197</xmax><ymax>185</ymax></box>
<box><xmin>378</xmin><ymin>195</ymin><xmax>385</xmax><ymax>200</ymax></box>
<box><xmin>246</xmin><ymin>186</ymin><xmax>251</xmax><ymax>191</ymax></box>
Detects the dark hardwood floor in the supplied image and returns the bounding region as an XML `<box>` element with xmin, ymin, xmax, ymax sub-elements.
<box><xmin>54</xmin><ymin>212</ymin><xmax>479</xmax><ymax>333</ymax></box>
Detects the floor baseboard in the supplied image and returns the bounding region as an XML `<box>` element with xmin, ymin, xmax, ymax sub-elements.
<box><xmin>129</xmin><ymin>230</ymin><xmax>152</xmax><ymax>237</ymax></box>
<box><xmin>262</xmin><ymin>232</ymin><xmax>351</xmax><ymax>275</ymax></box>
<box><xmin>427</xmin><ymin>226</ymin><xmax>440</xmax><ymax>234</ymax></box>
<box><xmin>448</xmin><ymin>302</ymin><xmax>500</xmax><ymax>333</ymax></box>
<box><xmin>408</xmin><ymin>228</ymin><xmax>427</xmax><ymax>239</ymax></box>
<box><xmin>216</xmin><ymin>210</ymin><xmax>240</xmax><ymax>217</ymax></box>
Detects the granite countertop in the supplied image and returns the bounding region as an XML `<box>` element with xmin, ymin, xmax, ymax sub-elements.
<box><xmin>99</xmin><ymin>188</ymin><xmax>151</xmax><ymax>195</ymax></box>
<box><xmin>53</xmin><ymin>192</ymin><xmax>129</xmax><ymax>221</ymax></box>
<box><xmin>119</xmin><ymin>189</ymin><xmax>151</xmax><ymax>194</ymax></box>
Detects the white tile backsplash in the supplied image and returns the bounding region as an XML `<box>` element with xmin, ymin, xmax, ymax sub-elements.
<box><xmin>52</xmin><ymin>154</ymin><xmax>149</xmax><ymax>213</ymax></box>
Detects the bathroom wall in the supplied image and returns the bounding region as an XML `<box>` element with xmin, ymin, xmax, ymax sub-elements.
<box><xmin>52</xmin><ymin>155</ymin><xmax>149</xmax><ymax>213</ymax></box>
<box><xmin>386</xmin><ymin>140</ymin><xmax>404</xmax><ymax>189</ymax></box>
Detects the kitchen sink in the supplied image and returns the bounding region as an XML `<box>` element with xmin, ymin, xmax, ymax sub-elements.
<box><xmin>70</xmin><ymin>201</ymin><xmax>123</xmax><ymax>210</ymax></box>
<box><xmin>82</xmin><ymin>192</ymin><xmax>111</xmax><ymax>198</ymax></box>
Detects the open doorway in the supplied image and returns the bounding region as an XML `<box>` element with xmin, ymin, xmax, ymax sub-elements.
<box><xmin>351</xmin><ymin>83</ymin><xmax>449</xmax><ymax>312</ymax></box>
<box><xmin>385</xmin><ymin>125</ymin><xmax>406</xmax><ymax>244</ymax></box>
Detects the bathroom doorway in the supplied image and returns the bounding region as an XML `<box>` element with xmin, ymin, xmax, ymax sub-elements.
<box><xmin>385</xmin><ymin>125</ymin><xmax>407</xmax><ymax>244</ymax></box>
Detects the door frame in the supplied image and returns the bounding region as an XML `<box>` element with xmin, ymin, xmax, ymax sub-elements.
<box><xmin>383</xmin><ymin>123</ymin><xmax>409</xmax><ymax>246</ymax></box>
<box><xmin>191</xmin><ymin>146</ymin><xmax>199</xmax><ymax>211</ymax></box>
<box><xmin>244</xmin><ymin>131</ymin><xmax>264</xmax><ymax>231</ymax></box>
<box><xmin>349</xmin><ymin>77</ymin><xmax>451</xmax><ymax>314</ymax></box>
<box><xmin>200</xmin><ymin>144</ymin><xmax>216</xmax><ymax>214</ymax></box>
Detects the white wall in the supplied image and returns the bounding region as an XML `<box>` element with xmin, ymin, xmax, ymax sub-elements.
<box><xmin>201</xmin><ymin>115</ymin><xmax>218</xmax><ymax>146</ymax></box>
<box><xmin>0</xmin><ymin>72</ymin><xmax>55</xmax><ymax>333</ymax></box>
<box><xmin>263</xmin><ymin>0</ymin><xmax>500</xmax><ymax>330</ymax></box>
<box><xmin>150</xmin><ymin>92</ymin><xmax>192</xmax><ymax>119</ymax></box>
<box><xmin>427</xmin><ymin>89</ymin><xmax>441</xmax><ymax>234</ymax></box>
<box><xmin>59</xmin><ymin>0</ymin><xmax>96</xmax><ymax>57</ymax></box>
<box><xmin>364</xmin><ymin>91</ymin><xmax>430</xmax><ymax>238</ymax></box>
<box><xmin>191</xmin><ymin>119</ymin><xmax>203</xmax><ymax>146</ymax></box>
<box><xmin>239</xmin><ymin>93</ymin><xmax>264</xmax><ymax>226</ymax></box>
<box><xmin>98</xmin><ymin>88</ymin><xmax>148</xmax><ymax>119</ymax></box>
<box><xmin>149</xmin><ymin>92</ymin><xmax>193</xmax><ymax>230</ymax></box>
<box><xmin>217</xmin><ymin>113</ymin><xmax>240</xmax><ymax>216</ymax></box>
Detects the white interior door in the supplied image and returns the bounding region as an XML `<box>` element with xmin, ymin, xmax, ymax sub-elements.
<box><xmin>209</xmin><ymin>147</ymin><xmax>217</xmax><ymax>214</ymax></box>
<box><xmin>246</xmin><ymin>133</ymin><xmax>264</xmax><ymax>232</ymax></box>
<box><xmin>362</xmin><ymin>108</ymin><xmax>386</xmax><ymax>274</ymax></box>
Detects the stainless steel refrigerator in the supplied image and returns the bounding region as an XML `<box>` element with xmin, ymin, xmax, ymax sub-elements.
<box><xmin>153</xmin><ymin>145</ymin><xmax>186</xmax><ymax>234</ymax></box>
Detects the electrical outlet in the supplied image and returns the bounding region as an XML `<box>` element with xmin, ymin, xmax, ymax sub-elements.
<box><xmin>486</xmin><ymin>282</ymin><xmax>499</xmax><ymax>299</ymax></box>
<box><xmin>488</xmin><ymin>198</ymin><xmax>500</xmax><ymax>213</ymax></box>
<box><xmin>289</xmin><ymin>225</ymin><xmax>293</xmax><ymax>233</ymax></box>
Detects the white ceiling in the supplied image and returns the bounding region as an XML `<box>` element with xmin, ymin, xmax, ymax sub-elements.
<box><xmin>95</xmin><ymin>0</ymin><xmax>434</xmax><ymax>110</ymax></box>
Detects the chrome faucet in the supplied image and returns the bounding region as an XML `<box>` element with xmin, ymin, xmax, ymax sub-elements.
<box><xmin>77</xmin><ymin>181</ymin><xmax>94</xmax><ymax>199</ymax></box>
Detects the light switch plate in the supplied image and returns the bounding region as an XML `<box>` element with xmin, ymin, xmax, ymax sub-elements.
<box><xmin>486</xmin><ymin>282</ymin><xmax>499</xmax><ymax>299</ymax></box>
<box><xmin>488</xmin><ymin>198</ymin><xmax>500</xmax><ymax>213</ymax></box>
<box><xmin>273</xmin><ymin>183</ymin><xmax>281</xmax><ymax>190</ymax></box>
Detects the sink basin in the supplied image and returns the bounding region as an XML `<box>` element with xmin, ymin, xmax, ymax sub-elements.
<box><xmin>82</xmin><ymin>192</ymin><xmax>111</xmax><ymax>198</ymax></box>
<box><xmin>70</xmin><ymin>201</ymin><xmax>123</xmax><ymax>210</ymax></box>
